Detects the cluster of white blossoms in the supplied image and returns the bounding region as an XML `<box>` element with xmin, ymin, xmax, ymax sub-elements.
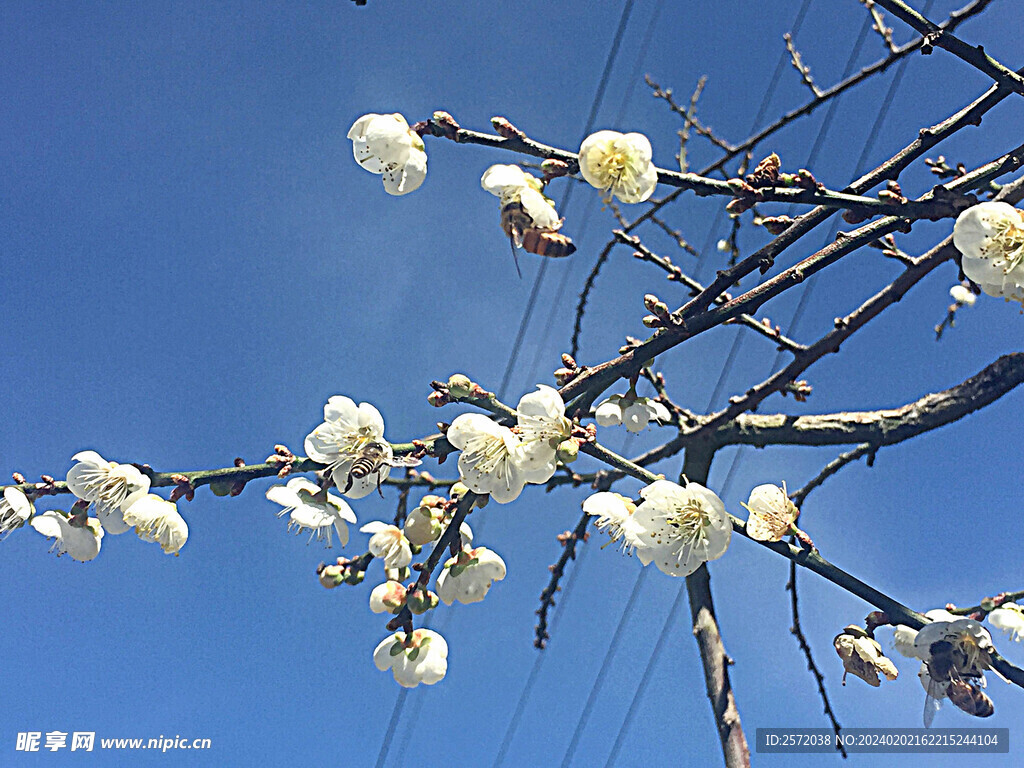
<box><xmin>348</xmin><ymin>112</ymin><xmax>661</xmax><ymax>211</ymax></box>
<box><xmin>2</xmin><ymin>450</ymin><xmax>189</xmax><ymax>561</ymax></box>
<box><xmin>446</xmin><ymin>385</ymin><xmax>572</xmax><ymax>503</ymax></box>
<box><xmin>594</xmin><ymin>392</ymin><xmax>670</xmax><ymax>433</ymax></box>
<box><xmin>584</xmin><ymin>479</ymin><xmax>731</xmax><ymax>578</ymax></box>
<box><xmin>577</xmin><ymin>130</ymin><xmax>658</xmax><ymax>204</ymax></box>
<box><xmin>348</xmin><ymin>113</ymin><xmax>427</xmax><ymax>196</ymax></box>
<box><xmin>952</xmin><ymin>201</ymin><xmax>1024</xmax><ymax>305</ymax></box>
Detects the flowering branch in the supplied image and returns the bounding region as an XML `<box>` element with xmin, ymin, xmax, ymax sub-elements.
<box><xmin>559</xmin><ymin>146</ymin><xmax>1024</xmax><ymax>412</ymax></box>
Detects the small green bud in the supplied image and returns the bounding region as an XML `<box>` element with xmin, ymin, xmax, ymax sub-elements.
<box><xmin>209</xmin><ymin>479</ymin><xmax>234</xmax><ymax>497</ymax></box>
<box><xmin>556</xmin><ymin>439</ymin><xmax>579</xmax><ymax>464</ymax></box>
<box><xmin>447</xmin><ymin>374</ymin><xmax>474</xmax><ymax>399</ymax></box>
<box><xmin>318</xmin><ymin>564</ymin><xmax>345</xmax><ymax>589</ymax></box>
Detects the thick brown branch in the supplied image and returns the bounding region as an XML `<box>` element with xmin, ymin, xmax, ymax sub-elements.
<box><xmin>717</xmin><ymin>353</ymin><xmax>1024</xmax><ymax>448</ymax></box>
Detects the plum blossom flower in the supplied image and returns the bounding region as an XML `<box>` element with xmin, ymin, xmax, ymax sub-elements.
<box><xmin>582</xmin><ymin>491</ymin><xmax>644</xmax><ymax>555</ymax></box>
<box><xmin>348</xmin><ymin>113</ymin><xmax>427</xmax><ymax>195</ymax></box>
<box><xmin>66</xmin><ymin>450</ymin><xmax>151</xmax><ymax>534</ymax></box>
<box><xmin>952</xmin><ymin>201</ymin><xmax>1024</xmax><ymax>305</ymax></box>
<box><xmin>373</xmin><ymin>628</ymin><xmax>448</xmax><ymax>688</ymax></box>
<box><xmin>833</xmin><ymin>625</ymin><xmax>899</xmax><ymax>687</ymax></box>
<box><xmin>480</xmin><ymin>164</ymin><xmax>544</xmax><ymax>198</ymax></box>
<box><xmin>949</xmin><ymin>284</ymin><xmax>976</xmax><ymax>306</ymax></box>
<box><xmin>361</xmin><ymin>521</ymin><xmax>412</xmax><ymax>569</ymax></box>
<box><xmin>121</xmin><ymin>492</ymin><xmax>189</xmax><ymax>555</ymax></box>
<box><xmin>914</xmin><ymin>619</ymin><xmax>996</xmax><ymax>676</ymax></box>
<box><xmin>436</xmin><ymin>546</ymin><xmax>506</xmax><ymax>606</ymax></box>
<box><xmin>265</xmin><ymin>477</ymin><xmax>356</xmax><ymax>548</ymax></box>
<box><xmin>632</xmin><ymin>479</ymin><xmax>731</xmax><ymax>577</ymax></box>
<box><xmin>1</xmin><ymin>487</ymin><xmax>33</xmax><ymax>538</ymax></box>
<box><xmin>369</xmin><ymin>580</ymin><xmax>408</xmax><ymax>614</ymax></box>
<box><xmin>578</xmin><ymin>130</ymin><xmax>658</xmax><ymax>203</ymax></box>
<box><xmin>446</xmin><ymin>414</ymin><xmax>527</xmax><ymax>503</ymax></box>
<box><xmin>892</xmin><ymin>609</ymin><xmax>959</xmax><ymax>658</ymax></box>
<box><xmin>742</xmin><ymin>483</ymin><xmax>800</xmax><ymax>542</ymax></box>
<box><xmin>305</xmin><ymin>396</ymin><xmax>393</xmax><ymax>499</ymax></box>
<box><xmin>447</xmin><ymin>386</ymin><xmax>571</xmax><ymax>503</ymax></box>
<box><xmin>30</xmin><ymin>511</ymin><xmax>103</xmax><ymax>562</ymax></box>
<box><xmin>481</xmin><ymin>164</ymin><xmax>562</xmax><ymax>234</ymax></box>
<box><xmin>514</xmin><ymin>385</ymin><xmax>572</xmax><ymax>485</ymax></box>
<box><xmin>594</xmin><ymin>393</ymin><xmax>670</xmax><ymax>433</ymax></box>
<box><xmin>988</xmin><ymin>604</ymin><xmax>1024</xmax><ymax>642</ymax></box>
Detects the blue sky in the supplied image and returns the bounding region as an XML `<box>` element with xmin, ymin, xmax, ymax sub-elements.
<box><xmin>2</xmin><ymin>1</ymin><xmax>1023</xmax><ymax>765</ymax></box>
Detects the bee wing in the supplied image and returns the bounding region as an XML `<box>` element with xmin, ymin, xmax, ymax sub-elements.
<box><xmin>388</xmin><ymin>455</ymin><xmax>423</xmax><ymax>468</ymax></box>
<box><xmin>923</xmin><ymin>691</ymin><xmax>942</xmax><ymax>728</ymax></box>
<box><xmin>508</xmin><ymin>236</ymin><xmax>522</xmax><ymax>278</ymax></box>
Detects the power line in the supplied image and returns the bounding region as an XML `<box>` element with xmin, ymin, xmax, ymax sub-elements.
<box><xmin>497</xmin><ymin>0</ymin><xmax>636</xmax><ymax>400</ymax></box>
<box><xmin>602</xmin><ymin>3</ymin><xmax>927</xmax><ymax>762</ymax></box>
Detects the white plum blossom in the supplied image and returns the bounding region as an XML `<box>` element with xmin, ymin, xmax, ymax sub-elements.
<box><xmin>952</xmin><ymin>201</ymin><xmax>1024</xmax><ymax>305</ymax></box>
<box><xmin>833</xmin><ymin>626</ymin><xmax>899</xmax><ymax>687</ymax></box>
<box><xmin>66</xmin><ymin>450</ymin><xmax>151</xmax><ymax>534</ymax></box>
<box><xmin>373</xmin><ymin>628</ymin><xmax>448</xmax><ymax>688</ymax></box>
<box><xmin>892</xmin><ymin>609</ymin><xmax>959</xmax><ymax>658</ymax></box>
<box><xmin>632</xmin><ymin>480</ymin><xmax>732</xmax><ymax>577</ymax></box>
<box><xmin>514</xmin><ymin>385</ymin><xmax>572</xmax><ymax>485</ymax></box>
<box><xmin>265</xmin><ymin>477</ymin><xmax>356</xmax><ymax>548</ymax></box>
<box><xmin>30</xmin><ymin>511</ymin><xmax>103</xmax><ymax>562</ymax></box>
<box><xmin>446</xmin><ymin>414</ymin><xmax>528</xmax><ymax>503</ymax></box>
<box><xmin>304</xmin><ymin>395</ymin><xmax>393</xmax><ymax>499</ymax></box>
<box><xmin>436</xmin><ymin>546</ymin><xmax>506</xmax><ymax>606</ymax></box>
<box><xmin>914</xmin><ymin>619</ymin><xmax>996</xmax><ymax>676</ymax></box>
<box><xmin>361</xmin><ymin>521</ymin><xmax>412</xmax><ymax>569</ymax></box>
<box><xmin>121</xmin><ymin>492</ymin><xmax>189</xmax><ymax>555</ymax></box>
<box><xmin>481</xmin><ymin>164</ymin><xmax>544</xmax><ymax>197</ymax></box>
<box><xmin>594</xmin><ymin>393</ymin><xmax>670</xmax><ymax>433</ymax></box>
<box><xmin>578</xmin><ymin>130</ymin><xmax>658</xmax><ymax>203</ymax></box>
<box><xmin>949</xmin><ymin>284</ymin><xmax>976</xmax><ymax>306</ymax></box>
<box><xmin>447</xmin><ymin>386</ymin><xmax>571</xmax><ymax>503</ymax></box>
<box><xmin>582</xmin><ymin>491</ymin><xmax>644</xmax><ymax>555</ymax></box>
<box><xmin>742</xmin><ymin>483</ymin><xmax>799</xmax><ymax>542</ymax></box>
<box><xmin>369</xmin><ymin>581</ymin><xmax>407</xmax><ymax>614</ymax></box>
<box><xmin>989</xmin><ymin>604</ymin><xmax>1024</xmax><ymax>642</ymax></box>
<box><xmin>481</xmin><ymin>164</ymin><xmax>562</xmax><ymax>234</ymax></box>
<box><xmin>348</xmin><ymin>113</ymin><xmax>427</xmax><ymax>195</ymax></box>
<box><xmin>1</xmin><ymin>487</ymin><xmax>34</xmax><ymax>538</ymax></box>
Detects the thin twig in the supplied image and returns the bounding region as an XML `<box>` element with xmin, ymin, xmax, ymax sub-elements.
<box><xmin>788</xmin><ymin>559</ymin><xmax>848</xmax><ymax>758</ymax></box>
<box><xmin>789</xmin><ymin>443</ymin><xmax>876</xmax><ymax>508</ymax></box>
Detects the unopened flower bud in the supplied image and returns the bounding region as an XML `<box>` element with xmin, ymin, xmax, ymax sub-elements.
<box><xmin>561</xmin><ymin>353</ymin><xmax>577</xmax><ymax>369</ymax></box>
<box><xmin>541</xmin><ymin>159</ymin><xmax>570</xmax><ymax>178</ymax></box>
<box><xmin>450</xmin><ymin>482</ymin><xmax>470</xmax><ymax>501</ymax></box>
<box><xmin>447</xmin><ymin>374</ymin><xmax>474</xmax><ymax>399</ymax></box>
<box><xmin>344</xmin><ymin>569</ymin><xmax>365</xmax><ymax>586</ymax></box>
<box><xmin>556</xmin><ymin>439</ymin><xmax>579</xmax><ymax>464</ymax></box>
<box><xmin>717</xmin><ymin>239</ymin><xmax>730</xmax><ymax>252</ymax></box>
<box><xmin>406</xmin><ymin>587</ymin><xmax>439</xmax><ymax>615</ymax></box>
<box><xmin>554</xmin><ymin>367</ymin><xmax>576</xmax><ymax>386</ymax></box>
<box><xmin>428</xmin><ymin>391</ymin><xmax>449</xmax><ymax>408</ymax></box>
<box><xmin>642</xmin><ymin>314</ymin><xmax>661</xmax><ymax>328</ymax></box>
<box><xmin>404</xmin><ymin>505</ymin><xmax>444</xmax><ymax>546</ymax></box>
<box><xmin>370</xmin><ymin>580</ymin><xmax>408</xmax><ymax>613</ymax></box>
<box><xmin>319</xmin><ymin>564</ymin><xmax>346</xmax><ymax>589</ymax></box>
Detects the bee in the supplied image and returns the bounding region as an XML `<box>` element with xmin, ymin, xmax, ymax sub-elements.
<box><xmin>342</xmin><ymin>441</ymin><xmax>422</xmax><ymax>495</ymax></box>
<box><xmin>500</xmin><ymin>198</ymin><xmax>576</xmax><ymax>277</ymax></box>
<box><xmin>922</xmin><ymin>639</ymin><xmax>995</xmax><ymax>726</ymax></box>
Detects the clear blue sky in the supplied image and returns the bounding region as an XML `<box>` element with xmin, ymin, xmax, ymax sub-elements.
<box><xmin>2</xmin><ymin>1</ymin><xmax>1022</xmax><ymax>765</ymax></box>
